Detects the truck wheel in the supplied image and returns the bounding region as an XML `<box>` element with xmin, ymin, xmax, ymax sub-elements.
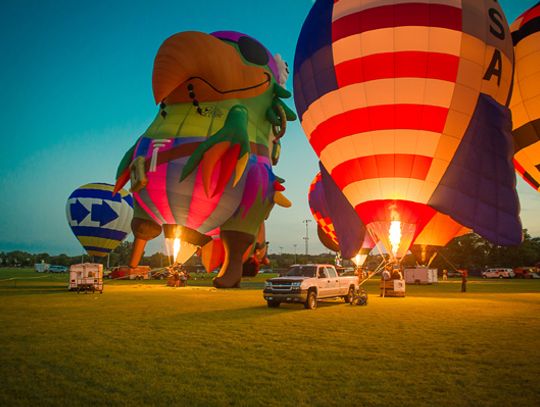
<box><xmin>344</xmin><ymin>286</ymin><xmax>354</xmax><ymax>303</ymax></box>
<box><xmin>304</xmin><ymin>290</ymin><xmax>317</xmax><ymax>310</ymax></box>
<box><xmin>267</xmin><ymin>300</ymin><xmax>280</xmax><ymax>308</ymax></box>
<box><xmin>499</xmin><ymin>275</ymin><xmax>503</xmax><ymax>279</ymax></box>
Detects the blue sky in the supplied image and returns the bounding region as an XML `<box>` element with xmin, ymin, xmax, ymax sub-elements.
<box><xmin>1</xmin><ymin>0</ymin><xmax>539</xmax><ymax>256</ymax></box>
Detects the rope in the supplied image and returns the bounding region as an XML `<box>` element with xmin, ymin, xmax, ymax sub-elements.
<box><xmin>435</xmin><ymin>250</ymin><xmax>459</xmax><ymax>272</ymax></box>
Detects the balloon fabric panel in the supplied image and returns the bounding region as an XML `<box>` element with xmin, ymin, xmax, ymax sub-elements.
<box><xmin>308</xmin><ymin>172</ymin><xmax>340</xmax><ymax>251</ymax></box>
<box><xmin>510</xmin><ymin>2</ymin><xmax>540</xmax><ymax>191</ymax></box>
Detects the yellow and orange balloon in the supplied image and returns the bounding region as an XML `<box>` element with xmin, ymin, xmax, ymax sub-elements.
<box><xmin>510</xmin><ymin>2</ymin><xmax>540</xmax><ymax>191</ymax></box>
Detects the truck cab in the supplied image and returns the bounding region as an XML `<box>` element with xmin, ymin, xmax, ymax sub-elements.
<box><xmin>263</xmin><ymin>264</ymin><xmax>358</xmax><ymax>309</ymax></box>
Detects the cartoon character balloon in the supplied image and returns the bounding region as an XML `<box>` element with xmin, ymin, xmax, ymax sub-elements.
<box><xmin>66</xmin><ymin>183</ymin><xmax>133</xmax><ymax>257</ymax></box>
<box><xmin>509</xmin><ymin>2</ymin><xmax>540</xmax><ymax>191</ymax></box>
<box><xmin>294</xmin><ymin>0</ymin><xmax>522</xmax><ymax>260</ymax></box>
<box><xmin>114</xmin><ymin>31</ymin><xmax>295</xmax><ymax>287</ymax></box>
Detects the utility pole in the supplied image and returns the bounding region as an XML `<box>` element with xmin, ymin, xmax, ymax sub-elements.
<box><xmin>303</xmin><ymin>219</ymin><xmax>312</xmax><ymax>256</ymax></box>
<box><xmin>279</xmin><ymin>246</ymin><xmax>284</xmax><ymax>255</ymax></box>
<box><xmin>293</xmin><ymin>244</ymin><xmax>297</xmax><ymax>264</ymax></box>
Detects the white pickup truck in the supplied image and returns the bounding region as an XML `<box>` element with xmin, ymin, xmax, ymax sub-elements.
<box><xmin>263</xmin><ymin>264</ymin><xmax>359</xmax><ymax>309</ymax></box>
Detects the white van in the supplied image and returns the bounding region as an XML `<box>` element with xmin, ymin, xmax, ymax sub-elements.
<box><xmin>481</xmin><ymin>268</ymin><xmax>515</xmax><ymax>279</ymax></box>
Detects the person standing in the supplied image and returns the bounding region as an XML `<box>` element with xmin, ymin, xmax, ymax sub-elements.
<box><xmin>461</xmin><ymin>269</ymin><xmax>468</xmax><ymax>292</ymax></box>
<box><xmin>443</xmin><ymin>269</ymin><xmax>448</xmax><ymax>281</ymax></box>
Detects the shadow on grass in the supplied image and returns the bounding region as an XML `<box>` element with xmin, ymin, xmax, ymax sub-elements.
<box><xmin>0</xmin><ymin>283</ymin><xmax>68</xmax><ymax>296</ymax></box>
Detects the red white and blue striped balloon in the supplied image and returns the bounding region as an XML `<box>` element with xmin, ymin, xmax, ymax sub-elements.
<box><xmin>294</xmin><ymin>0</ymin><xmax>522</xmax><ymax>256</ymax></box>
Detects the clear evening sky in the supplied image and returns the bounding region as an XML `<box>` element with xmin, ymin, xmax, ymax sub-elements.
<box><xmin>1</xmin><ymin>0</ymin><xmax>538</xmax><ymax>256</ymax></box>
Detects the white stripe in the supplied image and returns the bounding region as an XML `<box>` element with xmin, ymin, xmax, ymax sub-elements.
<box><xmin>319</xmin><ymin>130</ymin><xmax>441</xmax><ymax>173</ymax></box>
<box><xmin>332</xmin><ymin>26</ymin><xmax>462</xmax><ymax>65</ymax></box>
<box><xmin>301</xmin><ymin>78</ymin><xmax>455</xmax><ymax>139</ymax></box>
<box><xmin>340</xmin><ymin>178</ymin><xmax>434</xmax><ymax>206</ymax></box>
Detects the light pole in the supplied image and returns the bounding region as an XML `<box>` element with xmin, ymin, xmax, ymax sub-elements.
<box><xmin>293</xmin><ymin>244</ymin><xmax>297</xmax><ymax>264</ymax></box>
<box><xmin>303</xmin><ymin>219</ymin><xmax>311</xmax><ymax>256</ymax></box>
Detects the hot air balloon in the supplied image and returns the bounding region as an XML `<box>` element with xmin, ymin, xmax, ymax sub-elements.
<box><xmin>309</xmin><ymin>165</ymin><xmax>376</xmax><ymax>263</ymax></box>
<box><xmin>509</xmin><ymin>2</ymin><xmax>540</xmax><ymax>191</ymax></box>
<box><xmin>308</xmin><ymin>172</ymin><xmax>340</xmax><ymax>252</ymax></box>
<box><xmin>66</xmin><ymin>183</ymin><xmax>133</xmax><ymax>257</ymax></box>
<box><xmin>114</xmin><ymin>31</ymin><xmax>295</xmax><ymax>287</ymax></box>
<box><xmin>411</xmin><ymin>212</ymin><xmax>471</xmax><ymax>265</ymax></box>
<box><xmin>294</xmin><ymin>0</ymin><xmax>522</xmax><ymax>261</ymax></box>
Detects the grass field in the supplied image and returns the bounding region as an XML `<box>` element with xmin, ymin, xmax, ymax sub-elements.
<box><xmin>1</xmin><ymin>268</ymin><xmax>539</xmax><ymax>406</ymax></box>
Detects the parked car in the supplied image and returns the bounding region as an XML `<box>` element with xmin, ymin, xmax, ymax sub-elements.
<box><xmin>263</xmin><ymin>264</ymin><xmax>359</xmax><ymax>309</ymax></box>
<box><xmin>48</xmin><ymin>265</ymin><xmax>68</xmax><ymax>273</ymax></box>
<box><xmin>513</xmin><ymin>267</ymin><xmax>539</xmax><ymax>279</ymax></box>
<box><xmin>481</xmin><ymin>268</ymin><xmax>515</xmax><ymax>279</ymax></box>
<box><xmin>109</xmin><ymin>265</ymin><xmax>151</xmax><ymax>280</ymax></box>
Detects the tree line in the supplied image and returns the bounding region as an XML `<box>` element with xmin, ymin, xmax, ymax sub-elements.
<box><xmin>1</xmin><ymin>230</ymin><xmax>539</xmax><ymax>271</ymax></box>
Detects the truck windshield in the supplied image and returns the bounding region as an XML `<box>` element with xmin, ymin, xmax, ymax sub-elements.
<box><xmin>286</xmin><ymin>266</ymin><xmax>317</xmax><ymax>277</ymax></box>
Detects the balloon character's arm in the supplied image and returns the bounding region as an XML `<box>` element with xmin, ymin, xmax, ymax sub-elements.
<box><xmin>266</xmin><ymin>83</ymin><xmax>297</xmax><ymax>135</ymax></box>
<box><xmin>180</xmin><ymin>105</ymin><xmax>250</xmax><ymax>198</ymax></box>
<box><xmin>113</xmin><ymin>143</ymin><xmax>137</xmax><ymax>194</ymax></box>
<box><xmin>267</xmin><ymin>84</ymin><xmax>297</xmax><ymax>165</ymax></box>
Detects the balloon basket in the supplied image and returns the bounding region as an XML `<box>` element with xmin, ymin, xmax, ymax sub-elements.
<box><xmin>379</xmin><ymin>280</ymin><xmax>406</xmax><ymax>297</ymax></box>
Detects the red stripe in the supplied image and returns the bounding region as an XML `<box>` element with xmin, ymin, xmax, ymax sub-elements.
<box><xmin>310</xmin><ymin>104</ymin><xmax>448</xmax><ymax>155</ymax></box>
<box><xmin>519</xmin><ymin>4</ymin><xmax>540</xmax><ymax>28</ymax></box>
<box><xmin>331</xmin><ymin>154</ymin><xmax>432</xmax><ymax>186</ymax></box>
<box><xmin>354</xmin><ymin>200</ymin><xmax>436</xmax><ymax>235</ymax></box>
<box><xmin>335</xmin><ymin>51</ymin><xmax>459</xmax><ymax>86</ymax></box>
<box><xmin>332</xmin><ymin>3</ymin><xmax>462</xmax><ymax>42</ymax></box>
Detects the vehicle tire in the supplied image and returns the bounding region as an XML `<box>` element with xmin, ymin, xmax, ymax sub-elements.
<box><xmin>304</xmin><ymin>290</ymin><xmax>317</xmax><ymax>310</ymax></box>
<box><xmin>499</xmin><ymin>275</ymin><xmax>503</xmax><ymax>279</ymax></box>
<box><xmin>482</xmin><ymin>275</ymin><xmax>487</xmax><ymax>279</ymax></box>
<box><xmin>344</xmin><ymin>286</ymin><xmax>354</xmax><ymax>303</ymax></box>
<box><xmin>267</xmin><ymin>300</ymin><xmax>280</xmax><ymax>308</ymax></box>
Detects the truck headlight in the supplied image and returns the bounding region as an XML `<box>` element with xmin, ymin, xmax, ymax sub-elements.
<box><xmin>291</xmin><ymin>282</ymin><xmax>301</xmax><ymax>287</ymax></box>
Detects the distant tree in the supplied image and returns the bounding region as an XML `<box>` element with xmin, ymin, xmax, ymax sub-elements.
<box><xmin>431</xmin><ymin>230</ymin><xmax>540</xmax><ymax>271</ymax></box>
<box><xmin>144</xmin><ymin>252</ymin><xmax>167</xmax><ymax>268</ymax></box>
<box><xmin>109</xmin><ymin>241</ymin><xmax>133</xmax><ymax>266</ymax></box>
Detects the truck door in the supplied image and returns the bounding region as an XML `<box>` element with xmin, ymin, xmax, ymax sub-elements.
<box><xmin>326</xmin><ymin>266</ymin><xmax>340</xmax><ymax>296</ymax></box>
<box><xmin>317</xmin><ymin>267</ymin><xmax>332</xmax><ymax>298</ymax></box>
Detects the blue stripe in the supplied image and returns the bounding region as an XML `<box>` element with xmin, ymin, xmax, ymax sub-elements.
<box><xmin>84</xmin><ymin>246</ymin><xmax>114</xmax><ymax>253</ymax></box>
<box><xmin>123</xmin><ymin>194</ymin><xmax>134</xmax><ymax>207</ymax></box>
<box><xmin>135</xmin><ymin>137</ymin><xmax>152</xmax><ymax>156</ymax></box>
<box><xmin>71</xmin><ymin>226</ymin><xmax>128</xmax><ymax>241</ymax></box>
<box><xmin>293</xmin><ymin>0</ymin><xmax>338</xmax><ymax>120</ymax></box>
<box><xmin>69</xmin><ymin>189</ymin><xmax>121</xmax><ymax>202</ymax></box>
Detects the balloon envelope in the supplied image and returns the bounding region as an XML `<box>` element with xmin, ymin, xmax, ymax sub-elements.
<box><xmin>66</xmin><ymin>183</ymin><xmax>133</xmax><ymax>257</ymax></box>
<box><xmin>294</xmin><ymin>0</ymin><xmax>522</xmax><ymax>258</ymax></box>
<box><xmin>509</xmin><ymin>3</ymin><xmax>540</xmax><ymax>191</ymax></box>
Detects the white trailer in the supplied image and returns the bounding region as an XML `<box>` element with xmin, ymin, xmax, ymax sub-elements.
<box><xmin>404</xmin><ymin>267</ymin><xmax>438</xmax><ymax>284</ymax></box>
<box><xmin>34</xmin><ymin>263</ymin><xmax>49</xmax><ymax>273</ymax></box>
<box><xmin>69</xmin><ymin>263</ymin><xmax>103</xmax><ymax>293</ymax></box>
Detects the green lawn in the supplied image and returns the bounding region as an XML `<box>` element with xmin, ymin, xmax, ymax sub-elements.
<box><xmin>1</xmin><ymin>268</ymin><xmax>539</xmax><ymax>406</ymax></box>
